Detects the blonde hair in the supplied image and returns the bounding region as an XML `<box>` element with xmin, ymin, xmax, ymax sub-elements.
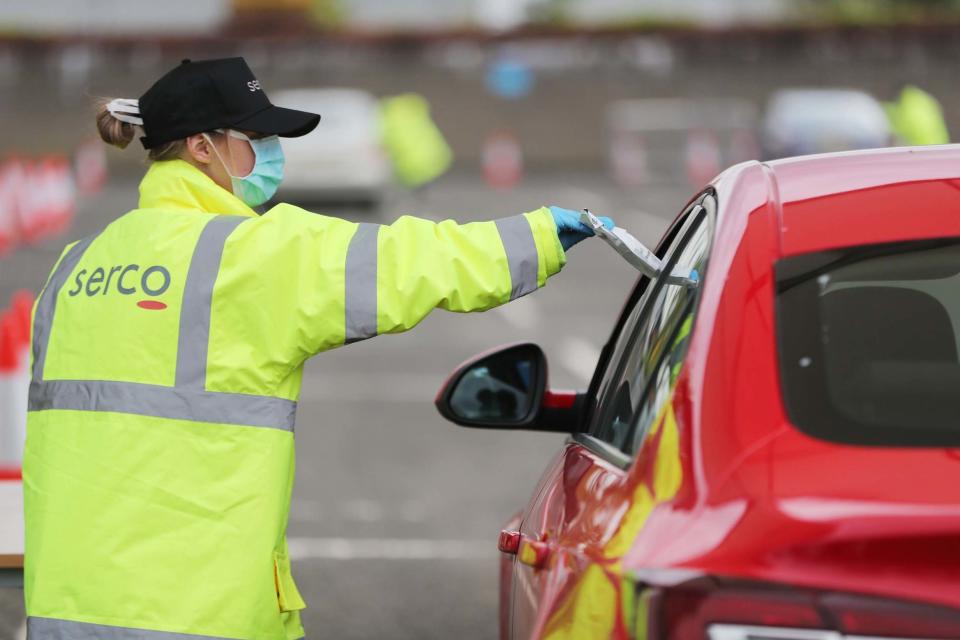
<box><xmin>94</xmin><ymin>98</ymin><xmax>186</xmax><ymax>162</ymax></box>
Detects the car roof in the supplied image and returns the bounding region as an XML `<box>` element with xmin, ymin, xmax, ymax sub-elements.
<box><xmin>761</xmin><ymin>145</ymin><xmax>960</xmax><ymax>257</ymax></box>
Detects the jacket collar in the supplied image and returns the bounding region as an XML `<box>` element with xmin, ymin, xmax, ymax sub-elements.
<box><xmin>137</xmin><ymin>159</ymin><xmax>257</xmax><ymax>217</ymax></box>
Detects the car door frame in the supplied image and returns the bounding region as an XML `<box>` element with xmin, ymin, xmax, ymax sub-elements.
<box><xmin>572</xmin><ymin>189</ymin><xmax>715</xmax><ymax>466</ymax></box>
<box><xmin>506</xmin><ymin>190</ymin><xmax>716</xmax><ymax>638</ymax></box>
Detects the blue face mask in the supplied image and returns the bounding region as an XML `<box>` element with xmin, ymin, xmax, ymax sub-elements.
<box><xmin>206</xmin><ymin>129</ymin><xmax>285</xmax><ymax>207</ymax></box>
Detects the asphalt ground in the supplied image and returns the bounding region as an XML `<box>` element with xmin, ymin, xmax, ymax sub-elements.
<box><xmin>0</xmin><ymin>169</ymin><xmax>688</xmax><ymax>640</ymax></box>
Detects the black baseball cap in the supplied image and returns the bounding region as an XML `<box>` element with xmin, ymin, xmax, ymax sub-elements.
<box><xmin>138</xmin><ymin>57</ymin><xmax>320</xmax><ymax>149</ymax></box>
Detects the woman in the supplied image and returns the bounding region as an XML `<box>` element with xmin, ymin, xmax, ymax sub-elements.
<box><xmin>23</xmin><ymin>57</ymin><xmax>612</xmax><ymax>640</ymax></box>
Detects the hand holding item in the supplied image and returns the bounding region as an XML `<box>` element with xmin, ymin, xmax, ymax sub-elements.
<box><xmin>549</xmin><ymin>206</ymin><xmax>614</xmax><ymax>251</ymax></box>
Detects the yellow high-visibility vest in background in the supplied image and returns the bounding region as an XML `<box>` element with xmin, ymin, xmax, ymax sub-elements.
<box><xmin>24</xmin><ymin>159</ymin><xmax>565</xmax><ymax>640</ymax></box>
<box><xmin>380</xmin><ymin>93</ymin><xmax>453</xmax><ymax>188</ymax></box>
<box><xmin>884</xmin><ymin>85</ymin><xmax>950</xmax><ymax>146</ymax></box>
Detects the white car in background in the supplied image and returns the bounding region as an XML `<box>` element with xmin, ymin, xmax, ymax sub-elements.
<box><xmin>272</xmin><ymin>88</ymin><xmax>391</xmax><ymax>206</ymax></box>
<box><xmin>761</xmin><ymin>88</ymin><xmax>893</xmax><ymax>160</ymax></box>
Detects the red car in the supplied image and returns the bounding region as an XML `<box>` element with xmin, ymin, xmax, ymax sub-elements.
<box><xmin>437</xmin><ymin>145</ymin><xmax>960</xmax><ymax>640</ymax></box>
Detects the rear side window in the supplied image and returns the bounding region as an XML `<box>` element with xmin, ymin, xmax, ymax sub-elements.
<box><xmin>589</xmin><ymin>199</ymin><xmax>712</xmax><ymax>454</ymax></box>
<box><xmin>776</xmin><ymin>238</ymin><xmax>960</xmax><ymax>446</ymax></box>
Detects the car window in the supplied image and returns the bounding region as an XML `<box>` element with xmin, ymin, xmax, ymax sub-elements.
<box><xmin>626</xmin><ymin>213</ymin><xmax>712</xmax><ymax>454</ymax></box>
<box><xmin>583</xmin><ymin>198</ymin><xmax>698</xmax><ymax>412</ymax></box>
<box><xmin>777</xmin><ymin>237</ymin><xmax>960</xmax><ymax>447</ymax></box>
<box><xmin>588</xmin><ymin>194</ymin><xmax>714</xmax><ymax>454</ymax></box>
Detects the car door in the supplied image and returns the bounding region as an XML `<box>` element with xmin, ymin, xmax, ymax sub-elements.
<box><xmin>508</xmin><ymin>193</ymin><xmax>716</xmax><ymax>639</ymax></box>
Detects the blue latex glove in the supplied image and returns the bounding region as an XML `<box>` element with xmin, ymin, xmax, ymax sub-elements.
<box><xmin>549</xmin><ymin>206</ymin><xmax>615</xmax><ymax>251</ymax></box>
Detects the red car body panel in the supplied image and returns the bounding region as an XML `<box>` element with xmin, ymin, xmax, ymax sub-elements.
<box><xmin>502</xmin><ymin>146</ymin><xmax>960</xmax><ymax>638</ymax></box>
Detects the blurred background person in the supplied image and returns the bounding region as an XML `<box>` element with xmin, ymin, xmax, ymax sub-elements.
<box><xmin>380</xmin><ymin>92</ymin><xmax>453</xmax><ymax>191</ymax></box>
<box><xmin>884</xmin><ymin>83</ymin><xmax>951</xmax><ymax>146</ymax></box>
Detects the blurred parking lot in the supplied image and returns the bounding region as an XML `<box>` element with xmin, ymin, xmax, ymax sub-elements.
<box><xmin>2</xmin><ymin>2</ymin><xmax>960</xmax><ymax>637</ymax></box>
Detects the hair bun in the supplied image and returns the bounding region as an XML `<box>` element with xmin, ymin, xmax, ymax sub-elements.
<box><xmin>95</xmin><ymin>98</ymin><xmax>137</xmax><ymax>150</ymax></box>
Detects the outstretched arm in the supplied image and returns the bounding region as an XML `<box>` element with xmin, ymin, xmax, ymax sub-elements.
<box><xmin>228</xmin><ymin>204</ymin><xmax>612</xmax><ymax>363</ymax></box>
<box><xmin>355</xmin><ymin>208</ymin><xmax>564</xmax><ymax>340</ymax></box>
<box><xmin>348</xmin><ymin>206</ymin><xmax>613</xmax><ymax>341</ymax></box>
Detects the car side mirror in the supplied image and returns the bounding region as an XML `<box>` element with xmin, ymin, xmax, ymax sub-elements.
<box><xmin>435</xmin><ymin>343</ymin><xmax>585</xmax><ymax>432</ymax></box>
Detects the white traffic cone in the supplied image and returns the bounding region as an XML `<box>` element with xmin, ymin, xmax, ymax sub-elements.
<box><xmin>74</xmin><ymin>136</ymin><xmax>108</xmax><ymax>196</ymax></box>
<box><xmin>46</xmin><ymin>155</ymin><xmax>77</xmax><ymax>236</ymax></box>
<box><xmin>482</xmin><ymin>130</ymin><xmax>523</xmax><ymax>191</ymax></box>
<box><xmin>609</xmin><ymin>132</ymin><xmax>650</xmax><ymax>187</ymax></box>
<box><xmin>685</xmin><ymin>128</ymin><xmax>721</xmax><ymax>188</ymax></box>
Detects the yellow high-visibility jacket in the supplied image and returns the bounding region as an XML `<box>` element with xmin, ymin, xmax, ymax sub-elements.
<box><xmin>24</xmin><ymin>159</ymin><xmax>565</xmax><ymax>640</ymax></box>
<box><xmin>883</xmin><ymin>85</ymin><xmax>950</xmax><ymax>146</ymax></box>
<box><xmin>379</xmin><ymin>93</ymin><xmax>453</xmax><ymax>188</ymax></box>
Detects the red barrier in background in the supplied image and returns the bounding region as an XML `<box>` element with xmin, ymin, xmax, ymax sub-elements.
<box><xmin>38</xmin><ymin>155</ymin><xmax>77</xmax><ymax>238</ymax></box>
<box><xmin>0</xmin><ymin>468</ymin><xmax>21</xmax><ymax>481</ymax></box>
<box><xmin>0</xmin><ymin>137</ymin><xmax>106</xmax><ymax>258</ymax></box>
<box><xmin>10</xmin><ymin>291</ymin><xmax>33</xmax><ymax>338</ymax></box>
<box><xmin>17</xmin><ymin>157</ymin><xmax>76</xmax><ymax>244</ymax></box>
<box><xmin>0</xmin><ymin>290</ymin><xmax>34</xmax><ymax>477</ymax></box>
<box><xmin>7</xmin><ymin>158</ymin><xmax>46</xmax><ymax>246</ymax></box>
<box><xmin>0</xmin><ymin>158</ymin><xmax>23</xmax><ymax>256</ymax></box>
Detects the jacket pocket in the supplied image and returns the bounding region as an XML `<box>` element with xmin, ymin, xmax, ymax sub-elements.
<box><xmin>273</xmin><ymin>547</ymin><xmax>307</xmax><ymax>612</ymax></box>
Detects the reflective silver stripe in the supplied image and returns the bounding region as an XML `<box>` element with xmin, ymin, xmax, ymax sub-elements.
<box><xmin>495</xmin><ymin>215</ymin><xmax>539</xmax><ymax>300</ymax></box>
<box><xmin>29</xmin><ymin>379</ymin><xmax>296</xmax><ymax>431</ymax></box>
<box><xmin>27</xmin><ymin>616</ymin><xmax>237</xmax><ymax>639</ymax></box>
<box><xmin>344</xmin><ymin>222</ymin><xmax>380</xmax><ymax>343</ymax></box>
<box><xmin>31</xmin><ymin>234</ymin><xmax>98</xmax><ymax>381</ymax></box>
<box><xmin>176</xmin><ymin>215</ymin><xmax>247</xmax><ymax>388</ymax></box>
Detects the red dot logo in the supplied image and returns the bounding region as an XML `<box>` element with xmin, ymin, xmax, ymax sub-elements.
<box><xmin>137</xmin><ymin>300</ymin><xmax>167</xmax><ymax>310</ymax></box>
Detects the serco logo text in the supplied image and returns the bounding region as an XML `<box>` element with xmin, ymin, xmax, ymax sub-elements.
<box><xmin>68</xmin><ymin>264</ymin><xmax>172</xmax><ymax>310</ymax></box>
